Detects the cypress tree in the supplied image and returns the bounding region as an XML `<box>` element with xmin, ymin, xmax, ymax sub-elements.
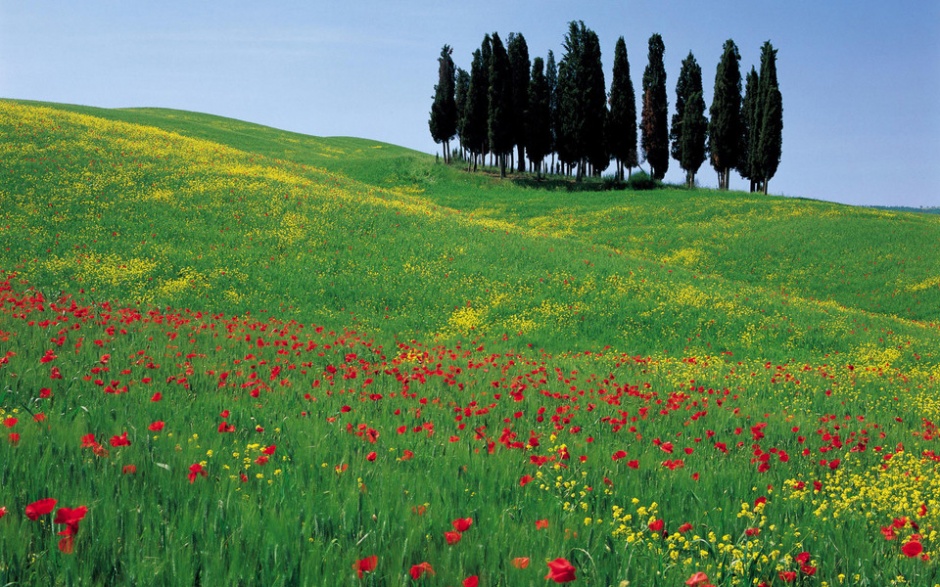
<box><xmin>671</xmin><ymin>51</ymin><xmax>707</xmax><ymax>187</ymax></box>
<box><xmin>508</xmin><ymin>33</ymin><xmax>531</xmax><ymax>173</ymax></box>
<box><xmin>556</xmin><ymin>23</ymin><xmax>582</xmax><ymax>177</ymax></box>
<box><xmin>608</xmin><ymin>36</ymin><xmax>638</xmax><ymax>180</ymax></box>
<box><xmin>545</xmin><ymin>50</ymin><xmax>558</xmax><ymax>173</ymax></box>
<box><xmin>481</xmin><ymin>34</ymin><xmax>493</xmax><ymax>163</ymax></box>
<box><xmin>455</xmin><ymin>67</ymin><xmax>470</xmax><ymax>159</ymax></box>
<box><xmin>708</xmin><ymin>39</ymin><xmax>742</xmax><ymax>190</ymax></box>
<box><xmin>488</xmin><ymin>32</ymin><xmax>514</xmax><ymax>178</ymax></box>
<box><xmin>756</xmin><ymin>41</ymin><xmax>783</xmax><ymax>194</ymax></box>
<box><xmin>741</xmin><ymin>66</ymin><xmax>761</xmax><ymax>192</ymax></box>
<box><xmin>582</xmin><ymin>28</ymin><xmax>608</xmax><ymax>176</ymax></box>
<box><xmin>526</xmin><ymin>56</ymin><xmax>552</xmax><ymax>177</ymax></box>
<box><xmin>464</xmin><ymin>48</ymin><xmax>489</xmax><ymax>171</ymax></box>
<box><xmin>679</xmin><ymin>90</ymin><xmax>708</xmax><ymax>187</ymax></box>
<box><xmin>429</xmin><ymin>45</ymin><xmax>458</xmax><ymax>163</ymax></box>
<box><xmin>641</xmin><ymin>33</ymin><xmax>669</xmax><ymax>180</ymax></box>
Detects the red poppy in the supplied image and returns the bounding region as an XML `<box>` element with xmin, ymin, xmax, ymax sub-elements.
<box><xmin>54</xmin><ymin>505</ymin><xmax>87</xmax><ymax>528</ymax></box>
<box><xmin>122</xmin><ymin>464</ymin><xmax>137</xmax><ymax>474</ymax></box>
<box><xmin>463</xmin><ymin>577</ymin><xmax>479</xmax><ymax>587</ymax></box>
<box><xmin>401</xmin><ymin>449</ymin><xmax>414</xmax><ymax>460</ymax></box>
<box><xmin>352</xmin><ymin>555</ymin><xmax>377</xmax><ymax>578</ymax></box>
<box><xmin>520</xmin><ymin>474</ymin><xmax>534</xmax><ymax>486</ymax></box>
<box><xmin>2</xmin><ymin>417</ymin><xmax>17</xmax><ymax>428</ymax></box>
<box><xmin>7</xmin><ymin>433</ymin><xmax>18</xmax><ymax>445</ymax></box>
<box><xmin>535</xmin><ymin>519</ymin><xmax>549</xmax><ymax>530</ymax></box>
<box><xmin>545</xmin><ymin>557</ymin><xmax>576</xmax><ymax>583</ymax></box>
<box><xmin>25</xmin><ymin>498</ymin><xmax>57</xmax><ymax>520</ymax></box>
<box><xmin>366</xmin><ymin>451</ymin><xmax>377</xmax><ymax>462</ymax></box>
<box><xmin>109</xmin><ymin>431</ymin><xmax>131</xmax><ymax>447</ymax></box>
<box><xmin>262</xmin><ymin>445</ymin><xmax>276</xmax><ymax>455</ymax></box>
<box><xmin>0</xmin><ymin>505</ymin><xmax>7</xmax><ymax>519</ymax></box>
<box><xmin>39</xmin><ymin>388</ymin><xmax>52</xmax><ymax>399</ymax></box>
<box><xmin>511</xmin><ymin>557</ymin><xmax>530</xmax><ymax>569</ymax></box>
<box><xmin>150</xmin><ymin>392</ymin><xmax>162</xmax><ymax>402</ymax></box>
<box><xmin>745</xmin><ymin>527</ymin><xmax>760</xmax><ymax>536</ymax></box>
<box><xmin>81</xmin><ymin>433</ymin><xmax>97</xmax><ymax>448</ymax></box>
<box><xmin>686</xmin><ymin>572</ymin><xmax>710</xmax><ymax>586</ymax></box>
<box><xmin>648</xmin><ymin>518</ymin><xmax>664</xmax><ymax>532</ymax></box>
<box><xmin>445</xmin><ymin>530</ymin><xmax>462</xmax><ymax>545</ymax></box>
<box><xmin>452</xmin><ymin>517</ymin><xmax>473</xmax><ymax>532</ymax></box>
<box><xmin>627</xmin><ymin>460</ymin><xmax>639</xmax><ymax>469</ymax></box>
<box><xmin>902</xmin><ymin>540</ymin><xmax>923</xmax><ymax>557</ymax></box>
<box><xmin>778</xmin><ymin>571</ymin><xmax>797</xmax><ymax>583</ymax></box>
<box><xmin>612</xmin><ymin>450</ymin><xmax>627</xmax><ymax>461</ymax></box>
<box><xmin>677</xmin><ymin>522</ymin><xmax>693</xmax><ymax>533</ymax></box>
<box><xmin>410</xmin><ymin>562</ymin><xmax>435</xmax><ymax>579</ymax></box>
<box><xmin>188</xmin><ymin>463</ymin><xmax>207</xmax><ymax>483</ymax></box>
<box><xmin>148</xmin><ymin>421</ymin><xmax>165</xmax><ymax>432</ymax></box>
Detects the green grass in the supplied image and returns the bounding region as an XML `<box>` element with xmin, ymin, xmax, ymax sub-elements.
<box><xmin>1</xmin><ymin>99</ymin><xmax>939</xmax><ymax>586</ymax></box>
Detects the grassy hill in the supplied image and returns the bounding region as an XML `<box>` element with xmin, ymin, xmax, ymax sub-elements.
<box><xmin>2</xmin><ymin>99</ymin><xmax>940</xmax><ymax>585</ymax></box>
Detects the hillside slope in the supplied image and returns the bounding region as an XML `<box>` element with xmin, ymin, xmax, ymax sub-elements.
<box><xmin>1</xmin><ymin>100</ymin><xmax>938</xmax><ymax>371</ymax></box>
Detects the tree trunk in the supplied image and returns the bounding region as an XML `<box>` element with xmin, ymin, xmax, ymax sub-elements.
<box><xmin>763</xmin><ymin>179</ymin><xmax>769</xmax><ymax>195</ymax></box>
<box><xmin>517</xmin><ymin>144</ymin><xmax>525</xmax><ymax>173</ymax></box>
<box><xmin>499</xmin><ymin>153</ymin><xmax>507</xmax><ymax>178</ymax></box>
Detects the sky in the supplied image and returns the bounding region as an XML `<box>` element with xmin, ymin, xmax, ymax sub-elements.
<box><xmin>1</xmin><ymin>1</ymin><xmax>938</xmax><ymax>208</ymax></box>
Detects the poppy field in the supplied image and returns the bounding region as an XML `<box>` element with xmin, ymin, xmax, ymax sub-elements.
<box><xmin>1</xmin><ymin>100</ymin><xmax>940</xmax><ymax>586</ymax></box>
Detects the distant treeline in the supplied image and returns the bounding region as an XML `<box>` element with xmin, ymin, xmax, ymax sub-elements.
<box><xmin>429</xmin><ymin>22</ymin><xmax>782</xmax><ymax>192</ymax></box>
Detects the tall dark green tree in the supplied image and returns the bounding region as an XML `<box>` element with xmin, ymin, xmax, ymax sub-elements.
<box><xmin>526</xmin><ymin>56</ymin><xmax>552</xmax><ymax>176</ymax></box>
<box><xmin>608</xmin><ymin>36</ymin><xmax>638</xmax><ymax>180</ymax></box>
<box><xmin>545</xmin><ymin>50</ymin><xmax>558</xmax><ymax>173</ymax></box>
<box><xmin>454</xmin><ymin>67</ymin><xmax>470</xmax><ymax>158</ymax></box>
<box><xmin>679</xmin><ymin>90</ymin><xmax>708</xmax><ymax>187</ymax></box>
<box><xmin>670</xmin><ymin>51</ymin><xmax>707</xmax><ymax>187</ymax></box>
<box><xmin>555</xmin><ymin>23</ymin><xmax>582</xmax><ymax>176</ymax></box>
<box><xmin>557</xmin><ymin>21</ymin><xmax>606</xmax><ymax>181</ymax></box>
<box><xmin>480</xmin><ymin>34</ymin><xmax>493</xmax><ymax>163</ymax></box>
<box><xmin>488</xmin><ymin>32</ymin><xmax>514</xmax><ymax>178</ymax></box>
<box><xmin>708</xmin><ymin>39</ymin><xmax>742</xmax><ymax>190</ymax></box>
<box><xmin>429</xmin><ymin>45</ymin><xmax>458</xmax><ymax>163</ymax></box>
<box><xmin>582</xmin><ymin>27</ymin><xmax>608</xmax><ymax>176</ymax></box>
<box><xmin>464</xmin><ymin>48</ymin><xmax>489</xmax><ymax>171</ymax></box>
<box><xmin>739</xmin><ymin>66</ymin><xmax>760</xmax><ymax>191</ymax></box>
<box><xmin>756</xmin><ymin>41</ymin><xmax>783</xmax><ymax>194</ymax></box>
<box><xmin>507</xmin><ymin>33</ymin><xmax>530</xmax><ymax>173</ymax></box>
<box><xmin>641</xmin><ymin>33</ymin><xmax>669</xmax><ymax>180</ymax></box>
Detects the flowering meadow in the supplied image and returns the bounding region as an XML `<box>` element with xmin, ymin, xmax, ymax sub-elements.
<box><xmin>1</xmin><ymin>100</ymin><xmax>940</xmax><ymax>585</ymax></box>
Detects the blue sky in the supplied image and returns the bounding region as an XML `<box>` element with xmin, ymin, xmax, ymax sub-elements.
<box><xmin>1</xmin><ymin>1</ymin><xmax>938</xmax><ymax>207</ymax></box>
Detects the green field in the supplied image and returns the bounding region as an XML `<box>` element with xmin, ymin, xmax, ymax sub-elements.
<box><xmin>1</xmin><ymin>99</ymin><xmax>939</xmax><ymax>586</ymax></box>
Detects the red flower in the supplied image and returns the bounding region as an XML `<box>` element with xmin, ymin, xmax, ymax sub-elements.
<box><xmin>148</xmin><ymin>421</ymin><xmax>165</xmax><ymax>432</ymax></box>
<box><xmin>188</xmin><ymin>463</ymin><xmax>207</xmax><ymax>483</ymax></box>
<box><xmin>520</xmin><ymin>474</ymin><xmax>534</xmax><ymax>486</ymax></box>
<box><xmin>452</xmin><ymin>517</ymin><xmax>473</xmax><ymax>532</ymax></box>
<box><xmin>401</xmin><ymin>449</ymin><xmax>414</xmax><ymax>460</ymax></box>
<box><xmin>463</xmin><ymin>576</ymin><xmax>479</xmax><ymax>587</ymax></box>
<box><xmin>151</xmin><ymin>392</ymin><xmax>162</xmax><ymax>402</ymax></box>
<box><xmin>410</xmin><ymin>562</ymin><xmax>435</xmax><ymax>579</ymax></box>
<box><xmin>25</xmin><ymin>498</ymin><xmax>57</xmax><ymax>520</ymax></box>
<box><xmin>902</xmin><ymin>540</ymin><xmax>923</xmax><ymax>558</ymax></box>
<box><xmin>2</xmin><ymin>417</ymin><xmax>17</xmax><ymax>428</ymax></box>
<box><xmin>612</xmin><ymin>450</ymin><xmax>627</xmax><ymax>461</ymax></box>
<box><xmin>445</xmin><ymin>530</ymin><xmax>462</xmax><ymax>545</ymax></box>
<box><xmin>262</xmin><ymin>445</ymin><xmax>276</xmax><ymax>455</ymax></box>
<box><xmin>778</xmin><ymin>571</ymin><xmax>797</xmax><ymax>583</ymax></box>
<box><xmin>545</xmin><ymin>557</ymin><xmax>576</xmax><ymax>583</ymax></box>
<box><xmin>352</xmin><ymin>555</ymin><xmax>377</xmax><ymax>578</ymax></box>
<box><xmin>109</xmin><ymin>431</ymin><xmax>131</xmax><ymax>447</ymax></box>
<box><xmin>627</xmin><ymin>460</ymin><xmax>640</xmax><ymax>469</ymax></box>
<box><xmin>7</xmin><ymin>432</ymin><xmax>18</xmax><ymax>444</ymax></box>
<box><xmin>54</xmin><ymin>505</ymin><xmax>87</xmax><ymax>528</ymax></box>
<box><xmin>0</xmin><ymin>505</ymin><xmax>7</xmax><ymax>519</ymax></box>
<box><xmin>366</xmin><ymin>451</ymin><xmax>377</xmax><ymax>462</ymax></box>
<box><xmin>535</xmin><ymin>519</ymin><xmax>549</xmax><ymax>530</ymax></box>
<box><xmin>686</xmin><ymin>572</ymin><xmax>710</xmax><ymax>586</ymax></box>
<box><xmin>80</xmin><ymin>433</ymin><xmax>97</xmax><ymax>448</ymax></box>
<box><xmin>122</xmin><ymin>464</ymin><xmax>137</xmax><ymax>475</ymax></box>
<box><xmin>648</xmin><ymin>518</ymin><xmax>664</xmax><ymax>532</ymax></box>
<box><xmin>511</xmin><ymin>557</ymin><xmax>530</xmax><ymax>569</ymax></box>
<box><xmin>744</xmin><ymin>527</ymin><xmax>760</xmax><ymax>536</ymax></box>
<box><xmin>677</xmin><ymin>522</ymin><xmax>693</xmax><ymax>533</ymax></box>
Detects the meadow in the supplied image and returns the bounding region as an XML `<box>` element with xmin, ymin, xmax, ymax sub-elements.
<box><xmin>1</xmin><ymin>99</ymin><xmax>939</xmax><ymax>586</ymax></box>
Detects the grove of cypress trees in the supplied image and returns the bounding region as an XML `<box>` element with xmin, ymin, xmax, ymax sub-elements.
<box><xmin>526</xmin><ymin>56</ymin><xmax>553</xmax><ymax>177</ymax></box>
<box><xmin>671</xmin><ymin>51</ymin><xmax>707</xmax><ymax>187</ymax></box>
<box><xmin>641</xmin><ymin>33</ymin><xmax>669</xmax><ymax>180</ymax></box>
<box><xmin>508</xmin><ymin>33</ymin><xmax>530</xmax><ymax>173</ymax></box>
<box><xmin>429</xmin><ymin>45</ymin><xmax>458</xmax><ymax>163</ymax></box>
<box><xmin>608</xmin><ymin>36</ymin><xmax>638</xmax><ymax>180</ymax></box>
<box><xmin>488</xmin><ymin>32</ymin><xmax>514</xmax><ymax>178</ymax></box>
<box><xmin>708</xmin><ymin>39</ymin><xmax>742</xmax><ymax>190</ymax></box>
<box><xmin>756</xmin><ymin>41</ymin><xmax>783</xmax><ymax>194</ymax></box>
